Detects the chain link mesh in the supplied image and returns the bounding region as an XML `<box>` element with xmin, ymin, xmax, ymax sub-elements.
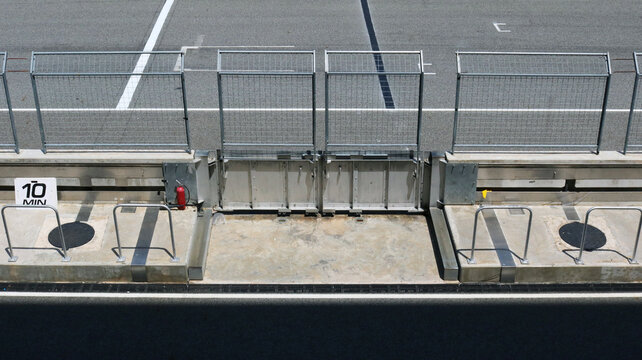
<box><xmin>325</xmin><ymin>52</ymin><xmax>422</xmax><ymax>153</ymax></box>
<box><xmin>218</xmin><ymin>51</ymin><xmax>315</xmax><ymax>156</ymax></box>
<box><xmin>31</xmin><ymin>52</ymin><xmax>189</xmax><ymax>151</ymax></box>
<box><xmin>0</xmin><ymin>53</ymin><xmax>17</xmax><ymax>150</ymax></box>
<box><xmin>454</xmin><ymin>53</ymin><xmax>610</xmax><ymax>152</ymax></box>
<box><xmin>624</xmin><ymin>53</ymin><xmax>642</xmax><ymax>152</ymax></box>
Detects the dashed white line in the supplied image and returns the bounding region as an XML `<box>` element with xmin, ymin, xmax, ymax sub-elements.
<box><xmin>116</xmin><ymin>0</ymin><xmax>176</xmax><ymax>110</ymax></box>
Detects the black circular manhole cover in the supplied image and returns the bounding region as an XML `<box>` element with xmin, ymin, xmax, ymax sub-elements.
<box><xmin>559</xmin><ymin>222</ymin><xmax>606</xmax><ymax>251</ymax></box>
<box><xmin>48</xmin><ymin>222</ymin><xmax>95</xmax><ymax>249</ymax></box>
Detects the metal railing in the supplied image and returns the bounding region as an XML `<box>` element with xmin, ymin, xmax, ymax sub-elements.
<box><xmin>468</xmin><ymin>205</ymin><xmax>533</xmax><ymax>265</ymax></box>
<box><xmin>453</xmin><ymin>52</ymin><xmax>611</xmax><ymax>153</ymax></box>
<box><xmin>30</xmin><ymin>51</ymin><xmax>191</xmax><ymax>153</ymax></box>
<box><xmin>0</xmin><ymin>52</ymin><xmax>19</xmax><ymax>153</ymax></box>
<box><xmin>623</xmin><ymin>53</ymin><xmax>642</xmax><ymax>153</ymax></box>
<box><xmin>574</xmin><ymin>206</ymin><xmax>642</xmax><ymax>265</ymax></box>
<box><xmin>1</xmin><ymin>205</ymin><xmax>69</xmax><ymax>262</ymax></box>
<box><xmin>112</xmin><ymin>204</ymin><xmax>179</xmax><ymax>263</ymax></box>
<box><xmin>325</xmin><ymin>51</ymin><xmax>424</xmax><ymax>155</ymax></box>
<box><xmin>217</xmin><ymin>50</ymin><xmax>316</xmax><ymax>158</ymax></box>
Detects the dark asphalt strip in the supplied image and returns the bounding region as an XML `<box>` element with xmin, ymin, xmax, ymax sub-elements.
<box><xmin>359</xmin><ymin>0</ymin><xmax>395</xmax><ymax>109</ymax></box>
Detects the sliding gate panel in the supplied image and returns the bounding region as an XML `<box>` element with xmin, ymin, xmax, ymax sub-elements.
<box><xmin>0</xmin><ymin>52</ymin><xmax>18</xmax><ymax>152</ymax></box>
<box><xmin>453</xmin><ymin>52</ymin><xmax>611</xmax><ymax>153</ymax></box>
<box><xmin>217</xmin><ymin>51</ymin><xmax>317</xmax><ymax>211</ymax></box>
<box><xmin>30</xmin><ymin>51</ymin><xmax>190</xmax><ymax>152</ymax></box>
<box><xmin>322</xmin><ymin>51</ymin><xmax>423</xmax><ymax>212</ymax></box>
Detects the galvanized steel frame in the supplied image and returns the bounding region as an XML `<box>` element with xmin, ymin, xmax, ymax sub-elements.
<box><xmin>216</xmin><ymin>50</ymin><xmax>316</xmax><ymax>159</ymax></box>
<box><xmin>623</xmin><ymin>52</ymin><xmax>641</xmax><ymax>154</ymax></box>
<box><xmin>324</xmin><ymin>50</ymin><xmax>425</xmax><ymax>155</ymax></box>
<box><xmin>574</xmin><ymin>206</ymin><xmax>642</xmax><ymax>265</ymax></box>
<box><xmin>30</xmin><ymin>51</ymin><xmax>191</xmax><ymax>153</ymax></box>
<box><xmin>452</xmin><ymin>51</ymin><xmax>612</xmax><ymax>154</ymax></box>
<box><xmin>0</xmin><ymin>52</ymin><xmax>19</xmax><ymax>153</ymax></box>
<box><xmin>112</xmin><ymin>203</ymin><xmax>179</xmax><ymax>263</ymax></box>
<box><xmin>1</xmin><ymin>204</ymin><xmax>69</xmax><ymax>262</ymax></box>
<box><xmin>468</xmin><ymin>205</ymin><xmax>533</xmax><ymax>265</ymax></box>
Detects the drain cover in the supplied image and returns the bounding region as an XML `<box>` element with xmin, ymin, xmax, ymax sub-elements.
<box><xmin>48</xmin><ymin>222</ymin><xmax>95</xmax><ymax>249</ymax></box>
<box><xmin>559</xmin><ymin>222</ymin><xmax>606</xmax><ymax>251</ymax></box>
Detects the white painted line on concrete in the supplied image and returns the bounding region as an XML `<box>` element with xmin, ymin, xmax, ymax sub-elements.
<box><xmin>116</xmin><ymin>0</ymin><xmax>175</xmax><ymax>109</ymax></box>
<box><xmin>4</xmin><ymin>108</ymin><xmax>637</xmax><ymax>112</ymax></box>
<box><xmin>493</xmin><ymin>22</ymin><xmax>511</xmax><ymax>33</ymax></box>
<box><xmin>0</xmin><ymin>291</ymin><xmax>640</xmax><ymax>300</ymax></box>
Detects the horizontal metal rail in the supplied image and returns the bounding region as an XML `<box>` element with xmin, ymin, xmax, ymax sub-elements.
<box><xmin>469</xmin><ymin>205</ymin><xmax>533</xmax><ymax>265</ymax></box>
<box><xmin>1</xmin><ymin>205</ymin><xmax>69</xmax><ymax>262</ymax></box>
<box><xmin>112</xmin><ymin>204</ymin><xmax>179</xmax><ymax>263</ymax></box>
<box><xmin>458</xmin><ymin>73</ymin><xmax>609</xmax><ymax>78</ymax></box>
<box><xmin>31</xmin><ymin>72</ymin><xmax>182</xmax><ymax>76</ymax></box>
<box><xmin>575</xmin><ymin>206</ymin><xmax>642</xmax><ymax>265</ymax></box>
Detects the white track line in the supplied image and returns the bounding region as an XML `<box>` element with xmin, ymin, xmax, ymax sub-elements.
<box><xmin>0</xmin><ymin>291</ymin><xmax>640</xmax><ymax>300</ymax></box>
<box><xmin>4</xmin><ymin>108</ymin><xmax>637</xmax><ymax>112</ymax></box>
<box><xmin>116</xmin><ymin>0</ymin><xmax>175</xmax><ymax>110</ymax></box>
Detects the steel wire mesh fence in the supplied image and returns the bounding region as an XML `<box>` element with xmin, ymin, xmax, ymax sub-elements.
<box><xmin>217</xmin><ymin>50</ymin><xmax>315</xmax><ymax>158</ymax></box>
<box><xmin>453</xmin><ymin>52</ymin><xmax>611</xmax><ymax>152</ymax></box>
<box><xmin>624</xmin><ymin>53</ymin><xmax>642</xmax><ymax>153</ymax></box>
<box><xmin>325</xmin><ymin>51</ymin><xmax>423</xmax><ymax>155</ymax></box>
<box><xmin>30</xmin><ymin>51</ymin><xmax>190</xmax><ymax>152</ymax></box>
<box><xmin>0</xmin><ymin>52</ymin><xmax>18</xmax><ymax>152</ymax></box>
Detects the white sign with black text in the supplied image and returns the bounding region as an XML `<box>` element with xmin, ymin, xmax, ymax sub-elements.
<box><xmin>14</xmin><ymin>178</ymin><xmax>58</xmax><ymax>209</ymax></box>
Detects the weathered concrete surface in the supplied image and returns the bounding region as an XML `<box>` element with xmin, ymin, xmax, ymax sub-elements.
<box><xmin>0</xmin><ymin>201</ymin><xmax>196</xmax><ymax>282</ymax></box>
<box><xmin>202</xmin><ymin>214</ymin><xmax>446</xmax><ymax>284</ymax></box>
<box><xmin>447</xmin><ymin>205</ymin><xmax>642</xmax><ymax>283</ymax></box>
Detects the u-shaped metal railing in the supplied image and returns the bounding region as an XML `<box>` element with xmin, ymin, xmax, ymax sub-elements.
<box><xmin>574</xmin><ymin>206</ymin><xmax>642</xmax><ymax>265</ymax></box>
<box><xmin>469</xmin><ymin>205</ymin><xmax>533</xmax><ymax>265</ymax></box>
<box><xmin>112</xmin><ymin>203</ymin><xmax>179</xmax><ymax>263</ymax></box>
<box><xmin>1</xmin><ymin>204</ymin><xmax>69</xmax><ymax>262</ymax></box>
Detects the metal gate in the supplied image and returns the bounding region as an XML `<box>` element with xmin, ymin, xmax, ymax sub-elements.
<box><xmin>452</xmin><ymin>52</ymin><xmax>611</xmax><ymax>153</ymax></box>
<box><xmin>216</xmin><ymin>51</ymin><xmax>317</xmax><ymax>211</ymax></box>
<box><xmin>30</xmin><ymin>51</ymin><xmax>190</xmax><ymax>152</ymax></box>
<box><xmin>324</xmin><ymin>51</ymin><xmax>424</xmax><ymax>155</ymax></box>
<box><xmin>624</xmin><ymin>52</ymin><xmax>642</xmax><ymax>153</ymax></box>
<box><xmin>322</xmin><ymin>51</ymin><xmax>424</xmax><ymax>213</ymax></box>
<box><xmin>0</xmin><ymin>52</ymin><xmax>18</xmax><ymax>153</ymax></box>
<box><xmin>217</xmin><ymin>50</ymin><xmax>316</xmax><ymax>158</ymax></box>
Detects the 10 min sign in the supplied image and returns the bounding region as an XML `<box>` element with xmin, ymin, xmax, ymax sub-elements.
<box><xmin>14</xmin><ymin>178</ymin><xmax>58</xmax><ymax>208</ymax></box>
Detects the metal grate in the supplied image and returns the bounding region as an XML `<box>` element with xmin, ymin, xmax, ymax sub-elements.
<box><xmin>453</xmin><ymin>52</ymin><xmax>611</xmax><ymax>153</ymax></box>
<box><xmin>325</xmin><ymin>51</ymin><xmax>424</xmax><ymax>155</ymax></box>
<box><xmin>217</xmin><ymin>50</ymin><xmax>315</xmax><ymax>158</ymax></box>
<box><xmin>30</xmin><ymin>51</ymin><xmax>190</xmax><ymax>152</ymax></box>
<box><xmin>624</xmin><ymin>53</ymin><xmax>642</xmax><ymax>153</ymax></box>
<box><xmin>0</xmin><ymin>52</ymin><xmax>19</xmax><ymax>152</ymax></box>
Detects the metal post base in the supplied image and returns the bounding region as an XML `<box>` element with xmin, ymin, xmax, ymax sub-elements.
<box><xmin>171</xmin><ymin>257</ymin><xmax>180</xmax><ymax>263</ymax></box>
<box><xmin>628</xmin><ymin>258</ymin><xmax>639</xmax><ymax>265</ymax></box>
<box><xmin>520</xmin><ymin>259</ymin><xmax>529</xmax><ymax>265</ymax></box>
<box><xmin>116</xmin><ymin>256</ymin><xmax>126</xmax><ymax>263</ymax></box>
<box><xmin>62</xmin><ymin>256</ymin><xmax>71</xmax><ymax>262</ymax></box>
<box><xmin>8</xmin><ymin>256</ymin><xmax>17</xmax><ymax>263</ymax></box>
<box><xmin>574</xmin><ymin>258</ymin><xmax>584</xmax><ymax>265</ymax></box>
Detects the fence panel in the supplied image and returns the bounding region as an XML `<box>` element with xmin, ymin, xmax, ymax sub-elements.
<box><xmin>30</xmin><ymin>51</ymin><xmax>190</xmax><ymax>152</ymax></box>
<box><xmin>624</xmin><ymin>53</ymin><xmax>642</xmax><ymax>153</ymax></box>
<box><xmin>325</xmin><ymin>51</ymin><xmax>423</xmax><ymax>155</ymax></box>
<box><xmin>0</xmin><ymin>52</ymin><xmax>19</xmax><ymax>152</ymax></box>
<box><xmin>217</xmin><ymin>50</ymin><xmax>315</xmax><ymax>158</ymax></box>
<box><xmin>453</xmin><ymin>52</ymin><xmax>611</xmax><ymax>153</ymax></box>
